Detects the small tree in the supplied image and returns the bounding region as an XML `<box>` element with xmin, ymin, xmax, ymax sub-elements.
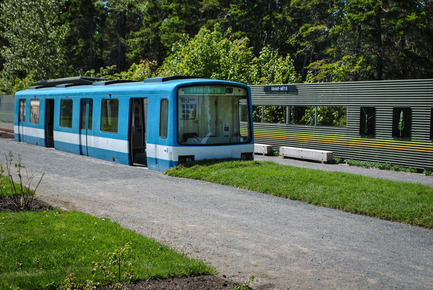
<box><xmin>157</xmin><ymin>25</ymin><xmax>300</xmax><ymax>85</ymax></box>
<box><xmin>0</xmin><ymin>152</ymin><xmax>44</xmax><ymax>210</ymax></box>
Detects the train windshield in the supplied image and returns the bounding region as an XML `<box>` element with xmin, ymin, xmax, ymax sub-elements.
<box><xmin>178</xmin><ymin>85</ymin><xmax>252</xmax><ymax>145</ymax></box>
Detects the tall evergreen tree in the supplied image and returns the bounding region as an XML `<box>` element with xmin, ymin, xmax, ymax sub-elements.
<box><xmin>63</xmin><ymin>0</ymin><xmax>101</xmax><ymax>72</ymax></box>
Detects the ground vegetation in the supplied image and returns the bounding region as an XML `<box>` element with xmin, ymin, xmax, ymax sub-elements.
<box><xmin>166</xmin><ymin>159</ymin><xmax>433</xmax><ymax>229</ymax></box>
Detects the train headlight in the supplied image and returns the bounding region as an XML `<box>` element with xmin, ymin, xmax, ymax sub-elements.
<box><xmin>178</xmin><ymin>155</ymin><xmax>195</xmax><ymax>164</ymax></box>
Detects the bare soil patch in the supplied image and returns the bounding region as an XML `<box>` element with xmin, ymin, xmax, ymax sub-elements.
<box><xmin>0</xmin><ymin>196</ymin><xmax>244</xmax><ymax>289</ymax></box>
<box><xmin>0</xmin><ymin>195</ymin><xmax>53</xmax><ymax>212</ymax></box>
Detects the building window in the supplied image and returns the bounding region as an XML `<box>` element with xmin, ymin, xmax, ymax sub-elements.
<box><xmin>360</xmin><ymin>107</ymin><xmax>375</xmax><ymax>137</ymax></box>
<box><xmin>262</xmin><ymin>106</ymin><xmax>286</xmax><ymax>124</ymax></box>
<box><xmin>392</xmin><ymin>107</ymin><xmax>411</xmax><ymax>139</ymax></box>
<box><xmin>290</xmin><ymin>106</ymin><xmax>315</xmax><ymax>125</ymax></box>
<box><xmin>160</xmin><ymin>99</ymin><xmax>168</xmax><ymax>138</ymax></box>
<box><xmin>60</xmin><ymin>99</ymin><xmax>73</xmax><ymax>128</ymax></box>
<box><xmin>316</xmin><ymin>106</ymin><xmax>347</xmax><ymax>127</ymax></box>
<box><xmin>101</xmin><ymin>99</ymin><xmax>119</xmax><ymax>133</ymax></box>
<box><xmin>30</xmin><ymin>99</ymin><xmax>40</xmax><ymax>124</ymax></box>
<box><xmin>252</xmin><ymin>105</ymin><xmax>263</xmax><ymax>122</ymax></box>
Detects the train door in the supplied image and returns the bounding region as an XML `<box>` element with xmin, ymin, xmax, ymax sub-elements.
<box><xmin>45</xmin><ymin>99</ymin><xmax>54</xmax><ymax>147</ymax></box>
<box><xmin>80</xmin><ymin>99</ymin><xmax>93</xmax><ymax>156</ymax></box>
<box><xmin>129</xmin><ymin>98</ymin><xmax>148</xmax><ymax>165</ymax></box>
<box><xmin>17</xmin><ymin>99</ymin><xmax>26</xmax><ymax>141</ymax></box>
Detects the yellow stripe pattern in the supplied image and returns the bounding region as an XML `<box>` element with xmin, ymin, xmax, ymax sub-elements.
<box><xmin>254</xmin><ymin>128</ymin><xmax>433</xmax><ymax>153</ymax></box>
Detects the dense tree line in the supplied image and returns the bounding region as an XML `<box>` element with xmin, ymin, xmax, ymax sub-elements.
<box><xmin>1</xmin><ymin>0</ymin><xmax>432</xmax><ymax>94</ymax></box>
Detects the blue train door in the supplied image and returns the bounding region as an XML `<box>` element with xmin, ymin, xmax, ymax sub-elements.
<box><xmin>17</xmin><ymin>99</ymin><xmax>26</xmax><ymax>142</ymax></box>
<box><xmin>45</xmin><ymin>99</ymin><xmax>54</xmax><ymax>147</ymax></box>
<box><xmin>80</xmin><ymin>99</ymin><xmax>93</xmax><ymax>156</ymax></box>
<box><xmin>130</xmin><ymin>98</ymin><xmax>148</xmax><ymax>165</ymax></box>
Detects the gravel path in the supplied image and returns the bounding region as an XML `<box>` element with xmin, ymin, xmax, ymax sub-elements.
<box><xmin>2</xmin><ymin>138</ymin><xmax>433</xmax><ymax>289</ymax></box>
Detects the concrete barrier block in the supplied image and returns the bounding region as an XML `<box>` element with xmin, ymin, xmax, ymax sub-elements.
<box><xmin>254</xmin><ymin>143</ymin><xmax>273</xmax><ymax>156</ymax></box>
<box><xmin>280</xmin><ymin>146</ymin><xmax>333</xmax><ymax>163</ymax></box>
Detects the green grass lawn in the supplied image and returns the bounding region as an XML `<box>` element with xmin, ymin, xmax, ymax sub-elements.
<box><xmin>0</xmin><ymin>210</ymin><xmax>214</xmax><ymax>289</ymax></box>
<box><xmin>165</xmin><ymin>160</ymin><xmax>433</xmax><ymax>229</ymax></box>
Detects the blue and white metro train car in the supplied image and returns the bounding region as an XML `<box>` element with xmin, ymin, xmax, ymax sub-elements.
<box><xmin>14</xmin><ymin>76</ymin><xmax>254</xmax><ymax>171</ymax></box>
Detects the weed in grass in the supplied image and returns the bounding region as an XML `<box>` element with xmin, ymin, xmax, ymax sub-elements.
<box><xmin>345</xmin><ymin>159</ymin><xmax>420</xmax><ymax>173</ymax></box>
<box><xmin>62</xmin><ymin>243</ymin><xmax>135</xmax><ymax>289</ymax></box>
<box><xmin>231</xmin><ymin>276</ymin><xmax>255</xmax><ymax>290</ymax></box>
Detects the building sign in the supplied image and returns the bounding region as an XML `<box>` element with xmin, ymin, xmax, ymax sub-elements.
<box><xmin>264</xmin><ymin>85</ymin><xmax>297</xmax><ymax>94</ymax></box>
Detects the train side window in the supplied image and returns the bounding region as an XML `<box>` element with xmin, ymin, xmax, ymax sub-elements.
<box><xmin>81</xmin><ymin>99</ymin><xmax>93</xmax><ymax>130</ymax></box>
<box><xmin>60</xmin><ymin>99</ymin><xmax>73</xmax><ymax>128</ymax></box>
<box><xmin>19</xmin><ymin>99</ymin><xmax>26</xmax><ymax>122</ymax></box>
<box><xmin>30</xmin><ymin>99</ymin><xmax>40</xmax><ymax>124</ymax></box>
<box><xmin>392</xmin><ymin>107</ymin><xmax>411</xmax><ymax>139</ymax></box>
<box><xmin>101</xmin><ymin>99</ymin><xmax>119</xmax><ymax>133</ymax></box>
<box><xmin>160</xmin><ymin>99</ymin><xmax>168</xmax><ymax>138</ymax></box>
<box><xmin>360</xmin><ymin>107</ymin><xmax>375</xmax><ymax>137</ymax></box>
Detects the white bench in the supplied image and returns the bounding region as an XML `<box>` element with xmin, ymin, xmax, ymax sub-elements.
<box><xmin>254</xmin><ymin>143</ymin><xmax>273</xmax><ymax>156</ymax></box>
<box><xmin>279</xmin><ymin>146</ymin><xmax>333</xmax><ymax>163</ymax></box>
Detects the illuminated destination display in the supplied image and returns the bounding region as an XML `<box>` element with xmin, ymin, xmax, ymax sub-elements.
<box><xmin>182</xmin><ymin>86</ymin><xmax>227</xmax><ymax>94</ymax></box>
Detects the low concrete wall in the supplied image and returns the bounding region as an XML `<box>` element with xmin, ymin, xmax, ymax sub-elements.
<box><xmin>280</xmin><ymin>146</ymin><xmax>333</xmax><ymax>163</ymax></box>
<box><xmin>254</xmin><ymin>143</ymin><xmax>273</xmax><ymax>155</ymax></box>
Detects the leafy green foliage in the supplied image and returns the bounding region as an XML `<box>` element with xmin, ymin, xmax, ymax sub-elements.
<box><xmin>1</xmin><ymin>0</ymin><xmax>433</xmax><ymax>91</ymax></box>
<box><xmin>157</xmin><ymin>26</ymin><xmax>252</xmax><ymax>83</ymax></box>
<box><xmin>0</xmin><ymin>0</ymin><xmax>69</xmax><ymax>92</ymax></box>
<box><xmin>84</xmin><ymin>60</ymin><xmax>157</xmax><ymax>81</ymax></box>
<box><xmin>308</xmin><ymin>0</ymin><xmax>433</xmax><ymax>82</ymax></box>
<box><xmin>157</xmin><ymin>26</ymin><xmax>300</xmax><ymax>85</ymax></box>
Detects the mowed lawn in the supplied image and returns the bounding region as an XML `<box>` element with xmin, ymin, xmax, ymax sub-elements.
<box><xmin>0</xmin><ymin>209</ymin><xmax>214</xmax><ymax>289</ymax></box>
<box><xmin>166</xmin><ymin>160</ymin><xmax>433</xmax><ymax>229</ymax></box>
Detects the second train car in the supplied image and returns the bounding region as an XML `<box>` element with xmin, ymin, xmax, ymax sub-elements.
<box><xmin>14</xmin><ymin>76</ymin><xmax>254</xmax><ymax>171</ymax></box>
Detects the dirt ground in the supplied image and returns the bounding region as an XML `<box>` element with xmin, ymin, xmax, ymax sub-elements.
<box><xmin>0</xmin><ymin>196</ymin><xmax>245</xmax><ymax>290</ymax></box>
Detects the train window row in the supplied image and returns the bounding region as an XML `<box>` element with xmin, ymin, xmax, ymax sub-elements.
<box><xmin>18</xmin><ymin>98</ymin><xmax>166</xmax><ymax>137</ymax></box>
<box><xmin>58</xmin><ymin>98</ymin><xmax>121</xmax><ymax>133</ymax></box>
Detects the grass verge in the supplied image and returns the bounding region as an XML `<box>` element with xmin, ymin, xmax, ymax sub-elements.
<box><xmin>0</xmin><ymin>210</ymin><xmax>214</xmax><ymax>289</ymax></box>
<box><xmin>165</xmin><ymin>160</ymin><xmax>433</xmax><ymax>229</ymax></box>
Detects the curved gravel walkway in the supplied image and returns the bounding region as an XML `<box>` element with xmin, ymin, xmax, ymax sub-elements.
<box><xmin>1</xmin><ymin>138</ymin><xmax>432</xmax><ymax>289</ymax></box>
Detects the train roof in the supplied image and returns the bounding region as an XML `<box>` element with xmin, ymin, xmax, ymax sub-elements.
<box><xmin>16</xmin><ymin>76</ymin><xmax>247</xmax><ymax>97</ymax></box>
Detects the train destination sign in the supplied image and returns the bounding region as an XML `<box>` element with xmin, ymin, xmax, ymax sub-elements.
<box><xmin>182</xmin><ymin>86</ymin><xmax>227</xmax><ymax>94</ymax></box>
<box><xmin>264</xmin><ymin>85</ymin><xmax>297</xmax><ymax>94</ymax></box>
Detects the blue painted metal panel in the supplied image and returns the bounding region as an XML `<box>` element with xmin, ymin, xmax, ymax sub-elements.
<box><xmin>14</xmin><ymin>78</ymin><xmax>254</xmax><ymax>171</ymax></box>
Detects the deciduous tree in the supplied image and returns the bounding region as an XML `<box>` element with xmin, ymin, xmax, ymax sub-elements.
<box><xmin>0</xmin><ymin>0</ymin><xmax>69</xmax><ymax>87</ymax></box>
